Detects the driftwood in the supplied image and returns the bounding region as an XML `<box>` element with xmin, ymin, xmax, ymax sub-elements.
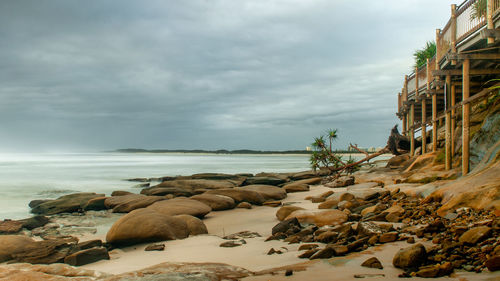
<box><xmin>386</xmin><ymin>125</ymin><xmax>422</xmax><ymax>155</ymax></box>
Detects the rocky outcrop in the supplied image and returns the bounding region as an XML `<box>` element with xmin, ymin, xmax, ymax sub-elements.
<box><xmin>0</xmin><ymin>263</ymin><xmax>109</xmax><ymax>280</ymax></box>
<box><xmin>107</xmin><ymin>262</ymin><xmax>252</xmax><ymax>281</ymax></box>
<box><xmin>142</xmin><ymin>179</ymin><xmax>237</xmax><ymax>196</ymax></box>
<box><xmin>11</xmin><ymin>238</ymin><xmax>78</xmax><ymax>264</ymax></box>
<box><xmin>190</xmin><ymin>194</ymin><xmax>236</xmax><ymax>211</ymax></box>
<box><xmin>0</xmin><ymin>235</ymin><xmax>36</xmax><ymax>262</ymax></box>
<box><xmin>30</xmin><ymin>192</ymin><xmax>105</xmax><ymax>215</ymax></box>
<box><xmin>242</xmin><ymin>176</ymin><xmax>286</xmax><ymax>186</ymax></box>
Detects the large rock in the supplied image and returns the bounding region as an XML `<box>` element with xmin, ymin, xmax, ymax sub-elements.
<box><xmin>237</xmin><ymin>185</ymin><xmax>287</xmax><ymax>200</ymax></box>
<box><xmin>0</xmin><ymin>235</ymin><xmax>36</xmax><ymax>262</ymax></box>
<box><xmin>106</xmin><ymin>208</ymin><xmax>190</xmax><ymax>245</ymax></box>
<box><xmin>82</xmin><ymin>196</ymin><xmax>108</xmax><ymax>211</ymax></box>
<box><xmin>458</xmin><ymin>226</ymin><xmax>492</xmax><ymax>244</ymax></box>
<box><xmin>190</xmin><ymin>194</ymin><xmax>236</xmax><ymax>211</ymax></box>
<box><xmin>147</xmin><ymin>198</ymin><xmax>212</xmax><ymax>218</ymax></box>
<box><xmin>392</xmin><ymin>243</ymin><xmax>427</xmax><ymax>269</ymax></box>
<box><xmin>276</xmin><ymin>205</ymin><xmax>305</xmax><ymax>221</ymax></box>
<box><xmin>285</xmin><ymin>209</ymin><xmax>348</xmax><ymax>227</ymax></box>
<box><xmin>11</xmin><ymin>238</ymin><xmax>77</xmax><ymax>264</ymax></box>
<box><xmin>30</xmin><ymin>193</ymin><xmax>105</xmax><ymax>215</ymax></box>
<box><xmin>325</xmin><ymin>176</ymin><xmax>355</xmax><ymax>188</ymax></box>
<box><xmin>141</xmin><ymin>187</ymin><xmax>196</xmax><ymax>197</ymax></box>
<box><xmin>17</xmin><ymin>215</ymin><xmax>50</xmax><ymax>230</ymax></box>
<box><xmin>108</xmin><ymin>262</ymin><xmax>252</xmax><ymax>280</ymax></box>
<box><xmin>173</xmin><ymin>215</ymin><xmax>208</xmax><ymax>236</ymax></box>
<box><xmin>205</xmin><ymin>189</ymin><xmax>266</xmax><ymax>205</ymax></box>
<box><xmin>0</xmin><ymin>263</ymin><xmax>108</xmax><ymax>280</ymax></box>
<box><xmin>104</xmin><ymin>194</ymin><xmax>166</xmax><ymax>213</ymax></box>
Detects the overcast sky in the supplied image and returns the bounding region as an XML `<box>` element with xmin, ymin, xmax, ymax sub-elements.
<box><xmin>0</xmin><ymin>0</ymin><xmax>457</xmax><ymax>152</ymax></box>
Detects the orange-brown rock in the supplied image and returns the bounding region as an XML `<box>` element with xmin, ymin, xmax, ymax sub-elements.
<box><xmin>147</xmin><ymin>198</ymin><xmax>212</xmax><ymax>218</ymax></box>
<box><xmin>106</xmin><ymin>208</ymin><xmax>190</xmax><ymax>245</ymax></box>
<box><xmin>285</xmin><ymin>209</ymin><xmax>348</xmax><ymax>227</ymax></box>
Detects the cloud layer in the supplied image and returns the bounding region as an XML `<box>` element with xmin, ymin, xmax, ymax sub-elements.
<box><xmin>0</xmin><ymin>0</ymin><xmax>456</xmax><ymax>151</ymax></box>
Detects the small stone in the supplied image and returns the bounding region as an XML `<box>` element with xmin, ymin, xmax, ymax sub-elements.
<box><xmin>331</xmin><ymin>245</ymin><xmax>349</xmax><ymax>256</ymax></box>
<box><xmin>298</xmin><ymin>244</ymin><xmax>319</xmax><ymax>251</ymax></box>
<box><xmin>485</xmin><ymin>255</ymin><xmax>500</xmax><ymax>272</ymax></box>
<box><xmin>459</xmin><ymin>226</ymin><xmax>491</xmax><ymax>245</ymax></box>
<box><xmin>220</xmin><ymin>240</ymin><xmax>245</xmax><ymax>247</ymax></box>
<box><xmin>236</xmin><ymin>202</ymin><xmax>252</xmax><ymax>209</ymax></box>
<box><xmin>145</xmin><ymin>244</ymin><xmax>165</xmax><ymax>251</ymax></box>
<box><xmin>407</xmin><ymin>237</ymin><xmax>415</xmax><ymax>244</ymax></box>
<box><xmin>310</xmin><ymin>247</ymin><xmax>334</xmax><ymax>259</ymax></box>
<box><xmin>285</xmin><ymin>269</ymin><xmax>293</xmax><ymax>276</ymax></box>
<box><xmin>263</xmin><ymin>201</ymin><xmax>282</xmax><ymax>207</ymax></box>
<box><xmin>368</xmin><ymin>235</ymin><xmax>379</xmax><ymax>245</ymax></box>
<box><xmin>353</xmin><ymin>274</ymin><xmax>385</xmax><ymax>278</ymax></box>
<box><xmin>379</xmin><ymin>232</ymin><xmax>398</xmax><ymax>243</ymax></box>
<box><xmin>361</xmin><ymin>257</ymin><xmax>383</xmax><ymax>269</ymax></box>
<box><xmin>298</xmin><ymin>249</ymin><xmax>319</xmax><ymax>259</ymax></box>
<box><xmin>392</xmin><ymin>243</ymin><xmax>427</xmax><ymax>269</ymax></box>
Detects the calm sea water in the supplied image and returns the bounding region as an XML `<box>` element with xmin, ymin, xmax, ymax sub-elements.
<box><xmin>0</xmin><ymin>153</ymin><xmax>314</xmax><ymax>219</ymax></box>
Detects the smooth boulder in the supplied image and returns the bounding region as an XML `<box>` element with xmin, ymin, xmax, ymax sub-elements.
<box><xmin>173</xmin><ymin>215</ymin><xmax>208</xmax><ymax>236</ymax></box>
<box><xmin>147</xmin><ymin>198</ymin><xmax>212</xmax><ymax>218</ymax></box>
<box><xmin>106</xmin><ymin>208</ymin><xmax>189</xmax><ymax>245</ymax></box>
<box><xmin>393</xmin><ymin>243</ymin><xmax>427</xmax><ymax>269</ymax></box>
<box><xmin>190</xmin><ymin>194</ymin><xmax>236</xmax><ymax>211</ymax></box>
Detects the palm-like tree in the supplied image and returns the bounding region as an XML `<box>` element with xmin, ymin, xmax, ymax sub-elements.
<box><xmin>326</xmin><ymin>129</ymin><xmax>338</xmax><ymax>152</ymax></box>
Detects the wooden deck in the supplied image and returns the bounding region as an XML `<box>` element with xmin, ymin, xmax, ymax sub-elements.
<box><xmin>397</xmin><ymin>0</ymin><xmax>500</xmax><ymax>175</ymax></box>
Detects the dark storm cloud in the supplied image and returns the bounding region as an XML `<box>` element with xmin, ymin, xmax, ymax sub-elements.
<box><xmin>0</xmin><ymin>0</ymin><xmax>456</xmax><ymax>151</ymax></box>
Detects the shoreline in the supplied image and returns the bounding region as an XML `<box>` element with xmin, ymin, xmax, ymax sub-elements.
<box><xmin>0</xmin><ymin>154</ymin><xmax>499</xmax><ymax>280</ymax></box>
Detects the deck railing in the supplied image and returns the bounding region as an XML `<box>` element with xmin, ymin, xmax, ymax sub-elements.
<box><xmin>456</xmin><ymin>0</ymin><xmax>486</xmax><ymax>43</ymax></box>
<box><xmin>437</xmin><ymin>20</ymin><xmax>453</xmax><ymax>62</ymax></box>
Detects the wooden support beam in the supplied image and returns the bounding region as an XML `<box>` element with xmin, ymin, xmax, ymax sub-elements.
<box><xmin>433</xmin><ymin>68</ymin><xmax>500</xmax><ymax>76</ymax></box>
<box><xmin>451</xmin><ymin>84</ymin><xmax>456</xmax><ymax>156</ymax></box>
<box><xmin>462</xmin><ymin>59</ymin><xmax>470</xmax><ymax>175</ymax></box>
<box><xmin>432</xmin><ymin>89</ymin><xmax>438</xmax><ymax>152</ymax></box>
<box><xmin>445</xmin><ymin>75</ymin><xmax>452</xmax><ymax>170</ymax></box>
<box><xmin>445</xmin><ymin>111</ymin><xmax>452</xmax><ymax>170</ymax></box>
<box><xmin>402</xmin><ymin>114</ymin><xmax>407</xmax><ymax>136</ymax></box>
<box><xmin>446</xmin><ymin>53</ymin><xmax>500</xmax><ymax>61</ymax></box>
<box><xmin>410</xmin><ymin>103</ymin><xmax>415</xmax><ymax>156</ymax></box>
<box><xmin>422</xmin><ymin>98</ymin><xmax>427</xmax><ymax>154</ymax></box>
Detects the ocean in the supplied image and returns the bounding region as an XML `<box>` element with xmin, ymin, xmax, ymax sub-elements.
<box><xmin>0</xmin><ymin>152</ymin><xmax>313</xmax><ymax>219</ymax></box>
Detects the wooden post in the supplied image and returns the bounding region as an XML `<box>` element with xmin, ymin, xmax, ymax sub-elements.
<box><xmin>403</xmin><ymin>115</ymin><xmax>407</xmax><ymax>135</ymax></box>
<box><xmin>451</xmin><ymin>4</ymin><xmax>457</xmax><ymax>65</ymax></box>
<box><xmin>451</xmin><ymin>83</ymin><xmax>456</xmax><ymax>156</ymax></box>
<box><xmin>436</xmin><ymin>29</ymin><xmax>441</xmax><ymax>70</ymax></box>
<box><xmin>445</xmin><ymin>75</ymin><xmax>452</xmax><ymax>170</ymax></box>
<box><xmin>432</xmin><ymin>92</ymin><xmax>438</xmax><ymax>152</ymax></box>
<box><xmin>445</xmin><ymin>110</ymin><xmax>452</xmax><ymax>170</ymax></box>
<box><xmin>462</xmin><ymin>59</ymin><xmax>470</xmax><ymax>175</ymax></box>
<box><xmin>398</xmin><ymin>93</ymin><xmax>401</xmax><ymax>113</ymax></box>
<box><xmin>422</xmin><ymin>98</ymin><xmax>427</xmax><ymax>154</ymax></box>
<box><xmin>487</xmin><ymin>0</ymin><xmax>494</xmax><ymax>44</ymax></box>
<box><xmin>410</xmin><ymin>102</ymin><xmax>415</xmax><ymax>156</ymax></box>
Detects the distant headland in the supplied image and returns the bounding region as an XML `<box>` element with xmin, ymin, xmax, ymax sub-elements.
<box><xmin>112</xmin><ymin>148</ymin><xmax>317</xmax><ymax>154</ymax></box>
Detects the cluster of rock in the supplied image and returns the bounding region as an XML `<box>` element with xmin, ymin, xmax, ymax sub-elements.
<box><xmin>0</xmin><ymin>235</ymin><xmax>109</xmax><ymax>266</ymax></box>
<box><xmin>267</xmin><ymin>172</ymin><xmax>500</xmax><ymax>277</ymax></box>
<box><xmin>0</xmin><ymin>170</ymin><xmax>324</xmax><ymax>268</ymax></box>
